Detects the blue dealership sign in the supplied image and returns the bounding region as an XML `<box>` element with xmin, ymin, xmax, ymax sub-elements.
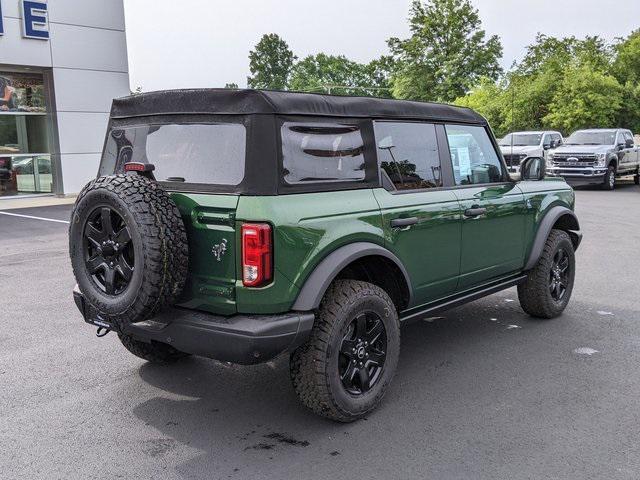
<box><xmin>0</xmin><ymin>1</ymin><xmax>4</xmax><ymax>36</ymax></box>
<box><xmin>21</xmin><ymin>0</ymin><xmax>50</xmax><ymax>40</ymax></box>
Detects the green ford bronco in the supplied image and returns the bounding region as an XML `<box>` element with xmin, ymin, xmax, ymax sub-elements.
<box><xmin>70</xmin><ymin>89</ymin><xmax>581</xmax><ymax>422</ymax></box>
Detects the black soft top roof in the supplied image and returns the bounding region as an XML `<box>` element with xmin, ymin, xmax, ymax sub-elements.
<box><xmin>110</xmin><ymin>88</ymin><xmax>486</xmax><ymax>124</ymax></box>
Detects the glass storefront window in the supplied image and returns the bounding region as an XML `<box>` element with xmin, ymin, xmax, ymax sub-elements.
<box><xmin>0</xmin><ymin>72</ymin><xmax>52</xmax><ymax>196</ymax></box>
<box><xmin>0</xmin><ymin>72</ymin><xmax>46</xmax><ymax>112</ymax></box>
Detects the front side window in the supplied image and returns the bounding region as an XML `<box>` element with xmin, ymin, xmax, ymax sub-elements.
<box><xmin>445</xmin><ymin>124</ymin><xmax>504</xmax><ymax>185</ymax></box>
<box><xmin>374</xmin><ymin>121</ymin><xmax>442</xmax><ymax>190</ymax></box>
<box><xmin>100</xmin><ymin>123</ymin><xmax>246</xmax><ymax>185</ymax></box>
<box><xmin>281</xmin><ymin>122</ymin><xmax>366</xmax><ymax>184</ymax></box>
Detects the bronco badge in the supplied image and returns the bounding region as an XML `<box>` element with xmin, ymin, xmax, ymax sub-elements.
<box><xmin>212</xmin><ymin>238</ymin><xmax>228</xmax><ymax>262</ymax></box>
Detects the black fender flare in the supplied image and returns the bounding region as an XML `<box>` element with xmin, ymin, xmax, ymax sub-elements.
<box><xmin>291</xmin><ymin>242</ymin><xmax>412</xmax><ymax>311</ymax></box>
<box><xmin>524</xmin><ymin>206</ymin><xmax>581</xmax><ymax>271</ymax></box>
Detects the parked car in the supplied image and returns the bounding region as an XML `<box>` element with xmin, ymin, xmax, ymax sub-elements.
<box><xmin>499</xmin><ymin>130</ymin><xmax>563</xmax><ymax>173</ymax></box>
<box><xmin>547</xmin><ymin>128</ymin><xmax>640</xmax><ymax>189</ymax></box>
<box><xmin>69</xmin><ymin>89</ymin><xmax>582</xmax><ymax>422</ymax></box>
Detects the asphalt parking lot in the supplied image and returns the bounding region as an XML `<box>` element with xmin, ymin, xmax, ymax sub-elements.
<box><xmin>1</xmin><ymin>184</ymin><xmax>640</xmax><ymax>480</ymax></box>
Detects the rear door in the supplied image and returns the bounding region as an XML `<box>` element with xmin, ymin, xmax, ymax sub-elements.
<box><xmin>101</xmin><ymin>121</ymin><xmax>247</xmax><ymax>315</ymax></box>
<box><xmin>373</xmin><ymin>121</ymin><xmax>462</xmax><ymax>307</ymax></box>
<box><xmin>443</xmin><ymin>124</ymin><xmax>526</xmax><ymax>290</ymax></box>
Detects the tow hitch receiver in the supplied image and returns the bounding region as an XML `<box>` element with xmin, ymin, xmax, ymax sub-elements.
<box><xmin>73</xmin><ymin>285</ymin><xmax>118</xmax><ymax>335</ymax></box>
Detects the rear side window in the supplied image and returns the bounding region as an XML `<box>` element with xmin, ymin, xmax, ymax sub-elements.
<box><xmin>445</xmin><ymin>124</ymin><xmax>504</xmax><ymax>185</ymax></box>
<box><xmin>374</xmin><ymin>121</ymin><xmax>442</xmax><ymax>190</ymax></box>
<box><xmin>100</xmin><ymin>123</ymin><xmax>246</xmax><ymax>185</ymax></box>
<box><xmin>281</xmin><ymin>122</ymin><xmax>366</xmax><ymax>184</ymax></box>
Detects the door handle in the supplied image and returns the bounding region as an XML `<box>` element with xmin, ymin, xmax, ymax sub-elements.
<box><xmin>464</xmin><ymin>206</ymin><xmax>487</xmax><ymax>218</ymax></box>
<box><xmin>390</xmin><ymin>217</ymin><xmax>419</xmax><ymax>228</ymax></box>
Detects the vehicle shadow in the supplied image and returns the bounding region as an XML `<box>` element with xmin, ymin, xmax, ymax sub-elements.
<box><xmin>132</xmin><ymin>291</ymin><xmax>559</xmax><ymax>477</ymax></box>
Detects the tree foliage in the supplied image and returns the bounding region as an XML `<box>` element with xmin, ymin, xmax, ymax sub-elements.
<box><xmin>455</xmin><ymin>32</ymin><xmax>640</xmax><ymax>136</ymax></box>
<box><xmin>544</xmin><ymin>65</ymin><xmax>623</xmax><ymax>133</ymax></box>
<box><xmin>247</xmin><ymin>34</ymin><xmax>296</xmax><ymax>90</ymax></box>
<box><xmin>388</xmin><ymin>0</ymin><xmax>502</xmax><ymax>102</ymax></box>
<box><xmin>288</xmin><ymin>54</ymin><xmax>392</xmax><ymax>96</ymax></box>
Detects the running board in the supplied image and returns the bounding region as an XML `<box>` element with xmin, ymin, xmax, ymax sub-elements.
<box><xmin>400</xmin><ymin>274</ymin><xmax>528</xmax><ymax>324</ymax></box>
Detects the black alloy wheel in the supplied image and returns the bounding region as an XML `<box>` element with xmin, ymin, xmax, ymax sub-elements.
<box><xmin>83</xmin><ymin>206</ymin><xmax>134</xmax><ymax>296</ymax></box>
<box><xmin>549</xmin><ymin>248</ymin><xmax>570</xmax><ymax>302</ymax></box>
<box><xmin>339</xmin><ymin>312</ymin><xmax>387</xmax><ymax>395</ymax></box>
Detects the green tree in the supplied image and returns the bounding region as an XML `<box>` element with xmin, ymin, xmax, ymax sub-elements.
<box><xmin>453</xmin><ymin>77</ymin><xmax>507</xmax><ymax>135</ymax></box>
<box><xmin>516</xmin><ymin>34</ymin><xmax>611</xmax><ymax>76</ymax></box>
<box><xmin>544</xmin><ymin>64</ymin><xmax>623</xmax><ymax>133</ymax></box>
<box><xmin>388</xmin><ymin>0</ymin><xmax>503</xmax><ymax>102</ymax></box>
<box><xmin>289</xmin><ymin>53</ymin><xmax>392</xmax><ymax>97</ymax></box>
<box><xmin>455</xmin><ymin>33</ymin><xmax>618</xmax><ymax>135</ymax></box>
<box><xmin>224</xmin><ymin>83</ymin><xmax>239</xmax><ymax>89</ymax></box>
<box><xmin>247</xmin><ymin>34</ymin><xmax>296</xmax><ymax>90</ymax></box>
<box><xmin>612</xmin><ymin>29</ymin><xmax>640</xmax><ymax>84</ymax></box>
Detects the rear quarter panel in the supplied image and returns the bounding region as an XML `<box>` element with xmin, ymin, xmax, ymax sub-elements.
<box><xmin>235</xmin><ymin>189</ymin><xmax>384</xmax><ymax>314</ymax></box>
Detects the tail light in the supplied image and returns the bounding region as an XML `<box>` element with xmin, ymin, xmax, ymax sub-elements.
<box><xmin>241</xmin><ymin>223</ymin><xmax>272</xmax><ymax>287</ymax></box>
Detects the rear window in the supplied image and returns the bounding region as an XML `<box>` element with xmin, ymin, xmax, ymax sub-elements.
<box><xmin>100</xmin><ymin>123</ymin><xmax>246</xmax><ymax>185</ymax></box>
<box><xmin>281</xmin><ymin>122</ymin><xmax>366</xmax><ymax>184</ymax></box>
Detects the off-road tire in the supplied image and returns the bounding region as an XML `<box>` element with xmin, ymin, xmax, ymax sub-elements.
<box><xmin>602</xmin><ymin>165</ymin><xmax>616</xmax><ymax>190</ymax></box>
<box><xmin>69</xmin><ymin>174</ymin><xmax>188</xmax><ymax>328</ymax></box>
<box><xmin>118</xmin><ymin>334</ymin><xmax>190</xmax><ymax>364</ymax></box>
<box><xmin>290</xmin><ymin>280</ymin><xmax>400</xmax><ymax>422</ymax></box>
<box><xmin>518</xmin><ymin>229</ymin><xmax>575</xmax><ymax>319</ymax></box>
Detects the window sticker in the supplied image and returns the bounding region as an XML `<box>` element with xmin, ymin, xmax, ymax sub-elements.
<box><xmin>457</xmin><ymin>147</ymin><xmax>471</xmax><ymax>177</ymax></box>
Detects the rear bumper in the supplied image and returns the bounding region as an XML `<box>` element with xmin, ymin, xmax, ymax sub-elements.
<box><xmin>73</xmin><ymin>287</ymin><xmax>315</xmax><ymax>365</ymax></box>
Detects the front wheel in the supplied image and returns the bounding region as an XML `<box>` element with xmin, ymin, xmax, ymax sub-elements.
<box><xmin>518</xmin><ymin>229</ymin><xmax>575</xmax><ymax>319</ymax></box>
<box><xmin>290</xmin><ymin>280</ymin><xmax>400</xmax><ymax>422</ymax></box>
<box><xmin>602</xmin><ymin>166</ymin><xmax>616</xmax><ymax>190</ymax></box>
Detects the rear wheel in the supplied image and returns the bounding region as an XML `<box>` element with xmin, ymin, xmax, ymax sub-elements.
<box><xmin>634</xmin><ymin>168</ymin><xmax>639</xmax><ymax>185</ymax></box>
<box><xmin>602</xmin><ymin>165</ymin><xmax>616</xmax><ymax>190</ymax></box>
<box><xmin>518</xmin><ymin>229</ymin><xmax>575</xmax><ymax>319</ymax></box>
<box><xmin>290</xmin><ymin>280</ymin><xmax>400</xmax><ymax>422</ymax></box>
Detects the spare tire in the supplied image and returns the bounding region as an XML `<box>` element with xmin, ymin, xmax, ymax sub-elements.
<box><xmin>69</xmin><ymin>174</ymin><xmax>188</xmax><ymax>327</ymax></box>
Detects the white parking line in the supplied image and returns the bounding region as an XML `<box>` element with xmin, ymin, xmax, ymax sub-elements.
<box><xmin>0</xmin><ymin>211</ymin><xmax>70</xmax><ymax>224</ymax></box>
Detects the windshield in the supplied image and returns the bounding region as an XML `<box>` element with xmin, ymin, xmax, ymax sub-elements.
<box><xmin>565</xmin><ymin>131</ymin><xmax>616</xmax><ymax>146</ymax></box>
<box><xmin>499</xmin><ymin>133</ymin><xmax>542</xmax><ymax>147</ymax></box>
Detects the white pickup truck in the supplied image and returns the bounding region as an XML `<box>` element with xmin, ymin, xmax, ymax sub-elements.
<box><xmin>499</xmin><ymin>131</ymin><xmax>563</xmax><ymax>173</ymax></box>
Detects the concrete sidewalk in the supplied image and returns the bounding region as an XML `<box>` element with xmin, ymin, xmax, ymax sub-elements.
<box><xmin>0</xmin><ymin>195</ymin><xmax>76</xmax><ymax>211</ymax></box>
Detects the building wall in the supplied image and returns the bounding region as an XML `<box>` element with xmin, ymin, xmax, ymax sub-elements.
<box><xmin>0</xmin><ymin>0</ymin><xmax>130</xmax><ymax>195</ymax></box>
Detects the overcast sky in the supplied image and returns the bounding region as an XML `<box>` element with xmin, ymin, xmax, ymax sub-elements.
<box><xmin>123</xmin><ymin>0</ymin><xmax>640</xmax><ymax>92</ymax></box>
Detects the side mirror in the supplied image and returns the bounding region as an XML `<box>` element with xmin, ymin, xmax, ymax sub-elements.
<box><xmin>626</xmin><ymin>139</ymin><xmax>634</xmax><ymax>148</ymax></box>
<box><xmin>617</xmin><ymin>142</ymin><xmax>625</xmax><ymax>150</ymax></box>
<box><xmin>543</xmin><ymin>143</ymin><xmax>551</xmax><ymax>150</ymax></box>
<box><xmin>520</xmin><ymin>156</ymin><xmax>546</xmax><ymax>181</ymax></box>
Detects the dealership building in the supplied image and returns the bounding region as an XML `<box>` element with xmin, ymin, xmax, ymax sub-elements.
<box><xmin>0</xmin><ymin>0</ymin><xmax>130</xmax><ymax>198</ymax></box>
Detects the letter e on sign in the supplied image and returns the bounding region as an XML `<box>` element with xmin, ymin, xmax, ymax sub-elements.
<box><xmin>21</xmin><ymin>0</ymin><xmax>50</xmax><ymax>40</ymax></box>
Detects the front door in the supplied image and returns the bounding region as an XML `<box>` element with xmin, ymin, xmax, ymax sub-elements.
<box><xmin>443</xmin><ymin>124</ymin><xmax>526</xmax><ymax>290</ymax></box>
<box><xmin>619</xmin><ymin>131</ymin><xmax>638</xmax><ymax>173</ymax></box>
<box><xmin>373</xmin><ymin>121</ymin><xmax>462</xmax><ymax>308</ymax></box>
